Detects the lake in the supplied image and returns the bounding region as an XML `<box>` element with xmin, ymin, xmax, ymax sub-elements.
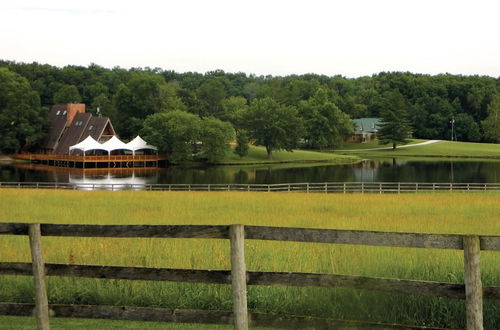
<box><xmin>1</xmin><ymin>158</ymin><xmax>500</xmax><ymax>186</ymax></box>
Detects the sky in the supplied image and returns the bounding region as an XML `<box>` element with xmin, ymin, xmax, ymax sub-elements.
<box><xmin>1</xmin><ymin>0</ymin><xmax>500</xmax><ymax>77</ymax></box>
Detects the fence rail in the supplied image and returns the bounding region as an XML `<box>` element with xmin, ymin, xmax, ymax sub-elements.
<box><xmin>1</xmin><ymin>181</ymin><xmax>500</xmax><ymax>193</ymax></box>
<box><xmin>0</xmin><ymin>223</ymin><xmax>498</xmax><ymax>329</ymax></box>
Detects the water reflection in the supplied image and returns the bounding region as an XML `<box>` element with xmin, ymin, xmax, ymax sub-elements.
<box><xmin>1</xmin><ymin>158</ymin><xmax>500</xmax><ymax>186</ymax></box>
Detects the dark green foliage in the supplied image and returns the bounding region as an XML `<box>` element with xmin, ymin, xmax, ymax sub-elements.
<box><xmin>454</xmin><ymin>113</ymin><xmax>481</xmax><ymax>142</ymax></box>
<box><xmin>245</xmin><ymin>98</ymin><xmax>305</xmax><ymax>159</ymax></box>
<box><xmin>482</xmin><ymin>94</ymin><xmax>500</xmax><ymax>142</ymax></box>
<box><xmin>199</xmin><ymin>118</ymin><xmax>235</xmax><ymax>163</ymax></box>
<box><xmin>1</xmin><ymin>59</ymin><xmax>500</xmax><ymax>156</ymax></box>
<box><xmin>378</xmin><ymin>91</ymin><xmax>413</xmax><ymax>150</ymax></box>
<box><xmin>53</xmin><ymin>84</ymin><xmax>81</xmax><ymax>104</ymax></box>
<box><xmin>299</xmin><ymin>88</ymin><xmax>353</xmax><ymax>150</ymax></box>
<box><xmin>234</xmin><ymin>130</ymin><xmax>250</xmax><ymax>157</ymax></box>
<box><xmin>141</xmin><ymin>111</ymin><xmax>201</xmax><ymax>163</ymax></box>
<box><xmin>0</xmin><ymin>68</ymin><xmax>47</xmax><ymax>153</ymax></box>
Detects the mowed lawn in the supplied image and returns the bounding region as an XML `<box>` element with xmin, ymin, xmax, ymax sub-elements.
<box><xmin>340</xmin><ymin>140</ymin><xmax>500</xmax><ymax>158</ymax></box>
<box><xmin>1</xmin><ymin>189</ymin><xmax>500</xmax><ymax>328</ymax></box>
<box><xmin>219</xmin><ymin>145</ymin><xmax>359</xmax><ymax>164</ymax></box>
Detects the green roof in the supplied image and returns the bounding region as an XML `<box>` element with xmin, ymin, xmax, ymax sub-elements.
<box><xmin>353</xmin><ymin>118</ymin><xmax>381</xmax><ymax>135</ymax></box>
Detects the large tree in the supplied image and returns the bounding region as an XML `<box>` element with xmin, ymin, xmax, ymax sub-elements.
<box><xmin>299</xmin><ymin>88</ymin><xmax>353</xmax><ymax>150</ymax></box>
<box><xmin>0</xmin><ymin>68</ymin><xmax>47</xmax><ymax>153</ymax></box>
<box><xmin>245</xmin><ymin>97</ymin><xmax>304</xmax><ymax>159</ymax></box>
<box><xmin>140</xmin><ymin>110</ymin><xmax>201</xmax><ymax>163</ymax></box>
<box><xmin>198</xmin><ymin>117</ymin><xmax>234</xmax><ymax>163</ymax></box>
<box><xmin>482</xmin><ymin>94</ymin><xmax>500</xmax><ymax>143</ymax></box>
<box><xmin>378</xmin><ymin>90</ymin><xmax>412</xmax><ymax>150</ymax></box>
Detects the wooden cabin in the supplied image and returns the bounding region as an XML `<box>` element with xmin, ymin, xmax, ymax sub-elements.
<box><xmin>42</xmin><ymin>104</ymin><xmax>115</xmax><ymax>154</ymax></box>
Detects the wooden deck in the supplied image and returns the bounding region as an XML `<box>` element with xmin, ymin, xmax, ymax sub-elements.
<box><xmin>15</xmin><ymin>154</ymin><xmax>166</xmax><ymax>168</ymax></box>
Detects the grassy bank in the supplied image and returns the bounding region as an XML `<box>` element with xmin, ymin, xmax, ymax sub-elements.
<box><xmin>339</xmin><ymin>140</ymin><xmax>500</xmax><ymax>159</ymax></box>
<box><xmin>336</xmin><ymin>139</ymin><xmax>426</xmax><ymax>150</ymax></box>
<box><xmin>1</xmin><ymin>190</ymin><xmax>500</xmax><ymax>328</ymax></box>
<box><xmin>217</xmin><ymin>145</ymin><xmax>359</xmax><ymax>165</ymax></box>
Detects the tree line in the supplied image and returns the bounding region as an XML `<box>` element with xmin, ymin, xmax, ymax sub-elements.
<box><xmin>0</xmin><ymin>60</ymin><xmax>499</xmax><ymax>161</ymax></box>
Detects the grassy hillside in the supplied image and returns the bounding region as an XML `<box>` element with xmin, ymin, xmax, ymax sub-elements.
<box><xmin>339</xmin><ymin>140</ymin><xmax>500</xmax><ymax>159</ymax></box>
<box><xmin>1</xmin><ymin>190</ymin><xmax>500</xmax><ymax>328</ymax></box>
<box><xmin>218</xmin><ymin>145</ymin><xmax>359</xmax><ymax>164</ymax></box>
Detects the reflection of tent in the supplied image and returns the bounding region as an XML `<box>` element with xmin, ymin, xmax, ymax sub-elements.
<box><xmin>101</xmin><ymin>136</ymin><xmax>131</xmax><ymax>154</ymax></box>
<box><xmin>69</xmin><ymin>136</ymin><xmax>107</xmax><ymax>154</ymax></box>
<box><xmin>69</xmin><ymin>171</ymin><xmax>157</xmax><ymax>190</ymax></box>
<box><xmin>127</xmin><ymin>136</ymin><xmax>158</xmax><ymax>155</ymax></box>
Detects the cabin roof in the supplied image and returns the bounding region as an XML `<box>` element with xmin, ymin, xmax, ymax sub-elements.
<box><xmin>44</xmin><ymin>104</ymin><xmax>115</xmax><ymax>154</ymax></box>
<box><xmin>353</xmin><ymin>118</ymin><xmax>381</xmax><ymax>135</ymax></box>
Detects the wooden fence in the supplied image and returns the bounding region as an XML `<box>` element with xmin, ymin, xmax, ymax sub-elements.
<box><xmin>1</xmin><ymin>181</ymin><xmax>500</xmax><ymax>193</ymax></box>
<box><xmin>1</xmin><ymin>223</ymin><xmax>500</xmax><ymax>329</ymax></box>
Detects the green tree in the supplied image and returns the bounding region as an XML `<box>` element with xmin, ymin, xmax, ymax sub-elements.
<box><xmin>299</xmin><ymin>88</ymin><xmax>353</xmax><ymax>150</ymax></box>
<box><xmin>245</xmin><ymin>97</ymin><xmax>304</xmax><ymax>159</ymax></box>
<box><xmin>234</xmin><ymin>130</ymin><xmax>250</xmax><ymax>157</ymax></box>
<box><xmin>141</xmin><ymin>111</ymin><xmax>201</xmax><ymax>163</ymax></box>
<box><xmin>378</xmin><ymin>90</ymin><xmax>412</xmax><ymax>150</ymax></box>
<box><xmin>220</xmin><ymin>96</ymin><xmax>248</xmax><ymax>129</ymax></box>
<box><xmin>199</xmin><ymin>117</ymin><xmax>235</xmax><ymax>163</ymax></box>
<box><xmin>0</xmin><ymin>68</ymin><xmax>47</xmax><ymax>153</ymax></box>
<box><xmin>455</xmin><ymin>113</ymin><xmax>481</xmax><ymax>142</ymax></box>
<box><xmin>196</xmin><ymin>79</ymin><xmax>226</xmax><ymax>117</ymax></box>
<box><xmin>482</xmin><ymin>94</ymin><xmax>500</xmax><ymax>142</ymax></box>
<box><xmin>53</xmin><ymin>84</ymin><xmax>81</xmax><ymax>104</ymax></box>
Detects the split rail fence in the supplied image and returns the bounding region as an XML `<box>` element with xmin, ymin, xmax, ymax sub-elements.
<box><xmin>1</xmin><ymin>181</ymin><xmax>500</xmax><ymax>193</ymax></box>
<box><xmin>1</xmin><ymin>223</ymin><xmax>500</xmax><ymax>329</ymax></box>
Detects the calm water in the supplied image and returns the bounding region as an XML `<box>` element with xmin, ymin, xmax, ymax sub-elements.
<box><xmin>1</xmin><ymin>158</ymin><xmax>500</xmax><ymax>186</ymax></box>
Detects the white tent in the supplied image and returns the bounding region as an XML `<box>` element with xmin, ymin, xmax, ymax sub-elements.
<box><xmin>69</xmin><ymin>136</ymin><xmax>106</xmax><ymax>154</ymax></box>
<box><xmin>69</xmin><ymin>135</ymin><xmax>157</xmax><ymax>156</ymax></box>
<box><xmin>126</xmin><ymin>136</ymin><xmax>158</xmax><ymax>155</ymax></box>
<box><xmin>101</xmin><ymin>136</ymin><xmax>132</xmax><ymax>154</ymax></box>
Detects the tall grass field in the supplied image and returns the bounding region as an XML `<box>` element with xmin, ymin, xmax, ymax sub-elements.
<box><xmin>1</xmin><ymin>189</ymin><xmax>500</xmax><ymax>328</ymax></box>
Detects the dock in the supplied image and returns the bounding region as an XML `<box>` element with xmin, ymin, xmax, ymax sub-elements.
<box><xmin>15</xmin><ymin>154</ymin><xmax>166</xmax><ymax>168</ymax></box>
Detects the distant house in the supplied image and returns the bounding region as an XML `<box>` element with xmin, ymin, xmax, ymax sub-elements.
<box><xmin>43</xmin><ymin>104</ymin><xmax>116</xmax><ymax>154</ymax></box>
<box><xmin>346</xmin><ymin>118</ymin><xmax>381</xmax><ymax>143</ymax></box>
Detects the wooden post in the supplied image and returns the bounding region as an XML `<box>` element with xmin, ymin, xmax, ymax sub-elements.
<box><xmin>230</xmin><ymin>225</ymin><xmax>248</xmax><ymax>330</ymax></box>
<box><xmin>29</xmin><ymin>223</ymin><xmax>50</xmax><ymax>330</ymax></box>
<box><xmin>463</xmin><ymin>235</ymin><xmax>483</xmax><ymax>330</ymax></box>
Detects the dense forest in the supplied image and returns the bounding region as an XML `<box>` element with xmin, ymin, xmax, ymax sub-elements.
<box><xmin>1</xmin><ymin>60</ymin><xmax>499</xmax><ymax>160</ymax></box>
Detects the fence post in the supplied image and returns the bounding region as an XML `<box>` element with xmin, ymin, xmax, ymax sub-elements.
<box><xmin>230</xmin><ymin>224</ymin><xmax>248</xmax><ymax>330</ymax></box>
<box><xmin>463</xmin><ymin>235</ymin><xmax>483</xmax><ymax>330</ymax></box>
<box><xmin>29</xmin><ymin>223</ymin><xmax>50</xmax><ymax>330</ymax></box>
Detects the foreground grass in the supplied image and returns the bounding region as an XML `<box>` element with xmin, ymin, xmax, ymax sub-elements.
<box><xmin>0</xmin><ymin>316</ymin><xmax>232</xmax><ymax>329</ymax></box>
<box><xmin>219</xmin><ymin>145</ymin><xmax>359</xmax><ymax>164</ymax></box>
<box><xmin>340</xmin><ymin>140</ymin><xmax>500</xmax><ymax>159</ymax></box>
<box><xmin>1</xmin><ymin>190</ymin><xmax>500</xmax><ymax>328</ymax></box>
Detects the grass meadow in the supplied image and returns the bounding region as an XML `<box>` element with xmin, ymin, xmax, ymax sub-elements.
<box><xmin>1</xmin><ymin>189</ymin><xmax>500</xmax><ymax>328</ymax></box>
<box><xmin>219</xmin><ymin>145</ymin><xmax>359</xmax><ymax>164</ymax></box>
<box><xmin>339</xmin><ymin>140</ymin><xmax>500</xmax><ymax>159</ymax></box>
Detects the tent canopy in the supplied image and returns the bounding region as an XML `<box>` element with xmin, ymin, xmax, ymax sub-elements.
<box><xmin>69</xmin><ymin>135</ymin><xmax>157</xmax><ymax>155</ymax></box>
<box><xmin>127</xmin><ymin>136</ymin><xmax>158</xmax><ymax>152</ymax></box>
<box><xmin>69</xmin><ymin>136</ymin><xmax>106</xmax><ymax>153</ymax></box>
<box><xmin>101</xmin><ymin>136</ymin><xmax>131</xmax><ymax>152</ymax></box>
